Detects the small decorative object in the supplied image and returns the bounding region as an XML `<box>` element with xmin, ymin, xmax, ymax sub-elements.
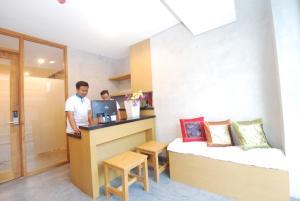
<box><xmin>124</xmin><ymin>91</ymin><xmax>144</xmax><ymax>118</ymax></box>
<box><xmin>180</xmin><ymin>117</ymin><xmax>206</xmax><ymax>142</ymax></box>
<box><xmin>204</xmin><ymin>120</ymin><xmax>233</xmax><ymax>147</ymax></box>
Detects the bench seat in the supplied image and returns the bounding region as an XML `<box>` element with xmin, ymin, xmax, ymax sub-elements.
<box><xmin>167</xmin><ymin>138</ymin><xmax>289</xmax><ymax>201</ymax></box>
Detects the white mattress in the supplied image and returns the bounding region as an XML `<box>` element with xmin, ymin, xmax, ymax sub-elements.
<box><xmin>167</xmin><ymin>138</ymin><xmax>288</xmax><ymax>170</ymax></box>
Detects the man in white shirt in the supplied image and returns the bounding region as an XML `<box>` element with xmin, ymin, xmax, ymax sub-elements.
<box><xmin>100</xmin><ymin>90</ymin><xmax>121</xmax><ymax>119</ymax></box>
<box><xmin>65</xmin><ymin>81</ymin><xmax>93</xmax><ymax>135</ymax></box>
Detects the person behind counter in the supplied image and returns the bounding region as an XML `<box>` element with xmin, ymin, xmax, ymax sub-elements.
<box><xmin>65</xmin><ymin>81</ymin><xmax>93</xmax><ymax>136</ymax></box>
<box><xmin>100</xmin><ymin>90</ymin><xmax>121</xmax><ymax>119</ymax></box>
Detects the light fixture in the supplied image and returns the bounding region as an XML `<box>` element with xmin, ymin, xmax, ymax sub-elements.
<box><xmin>24</xmin><ymin>72</ymin><xmax>30</xmax><ymax>76</ymax></box>
<box><xmin>49</xmin><ymin>60</ymin><xmax>55</xmax><ymax>64</ymax></box>
<box><xmin>37</xmin><ymin>58</ymin><xmax>45</xmax><ymax>64</ymax></box>
<box><xmin>57</xmin><ymin>0</ymin><xmax>66</xmax><ymax>4</ymax></box>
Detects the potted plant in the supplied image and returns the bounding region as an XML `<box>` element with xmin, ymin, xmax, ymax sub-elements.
<box><xmin>124</xmin><ymin>91</ymin><xmax>144</xmax><ymax>118</ymax></box>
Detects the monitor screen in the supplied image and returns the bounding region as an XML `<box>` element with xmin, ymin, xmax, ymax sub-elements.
<box><xmin>91</xmin><ymin>100</ymin><xmax>117</xmax><ymax>119</ymax></box>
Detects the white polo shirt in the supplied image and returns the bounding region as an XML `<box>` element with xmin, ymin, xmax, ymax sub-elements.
<box><xmin>65</xmin><ymin>95</ymin><xmax>91</xmax><ymax>133</ymax></box>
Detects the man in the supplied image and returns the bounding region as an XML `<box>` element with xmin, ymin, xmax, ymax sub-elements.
<box><xmin>65</xmin><ymin>81</ymin><xmax>93</xmax><ymax>135</ymax></box>
<box><xmin>100</xmin><ymin>90</ymin><xmax>121</xmax><ymax>118</ymax></box>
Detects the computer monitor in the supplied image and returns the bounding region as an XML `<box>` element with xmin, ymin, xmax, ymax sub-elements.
<box><xmin>91</xmin><ymin>100</ymin><xmax>118</xmax><ymax>122</ymax></box>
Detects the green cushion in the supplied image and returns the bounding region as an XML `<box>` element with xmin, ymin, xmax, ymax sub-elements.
<box><xmin>232</xmin><ymin>119</ymin><xmax>270</xmax><ymax>150</ymax></box>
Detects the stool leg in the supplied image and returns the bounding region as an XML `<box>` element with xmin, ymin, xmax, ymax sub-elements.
<box><xmin>154</xmin><ymin>153</ymin><xmax>160</xmax><ymax>183</ymax></box>
<box><xmin>136</xmin><ymin>150</ymin><xmax>142</xmax><ymax>176</ymax></box>
<box><xmin>122</xmin><ymin>170</ymin><xmax>129</xmax><ymax>201</ymax></box>
<box><xmin>104</xmin><ymin>164</ymin><xmax>110</xmax><ymax>199</ymax></box>
<box><xmin>143</xmin><ymin>159</ymin><xmax>149</xmax><ymax>192</ymax></box>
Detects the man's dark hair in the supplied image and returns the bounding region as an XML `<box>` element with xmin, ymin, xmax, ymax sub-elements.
<box><xmin>76</xmin><ymin>81</ymin><xmax>89</xmax><ymax>89</ymax></box>
<box><xmin>100</xmin><ymin>90</ymin><xmax>109</xmax><ymax>96</ymax></box>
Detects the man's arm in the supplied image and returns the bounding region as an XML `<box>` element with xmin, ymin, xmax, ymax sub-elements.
<box><xmin>88</xmin><ymin>110</ymin><xmax>93</xmax><ymax>125</ymax></box>
<box><xmin>66</xmin><ymin>111</ymin><xmax>80</xmax><ymax>135</ymax></box>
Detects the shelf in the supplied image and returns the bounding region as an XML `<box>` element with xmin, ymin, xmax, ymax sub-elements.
<box><xmin>109</xmin><ymin>73</ymin><xmax>131</xmax><ymax>81</ymax></box>
<box><xmin>110</xmin><ymin>89</ymin><xmax>132</xmax><ymax>97</ymax></box>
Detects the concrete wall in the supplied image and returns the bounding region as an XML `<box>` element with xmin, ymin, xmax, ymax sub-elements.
<box><xmin>271</xmin><ymin>0</ymin><xmax>300</xmax><ymax>198</ymax></box>
<box><xmin>67</xmin><ymin>48</ymin><xmax>120</xmax><ymax>100</ymax></box>
<box><xmin>111</xmin><ymin>57</ymin><xmax>131</xmax><ymax>92</ymax></box>
<box><xmin>150</xmin><ymin>0</ymin><xmax>284</xmax><ymax>150</ymax></box>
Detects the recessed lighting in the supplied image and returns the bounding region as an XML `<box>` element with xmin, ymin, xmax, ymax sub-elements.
<box><xmin>24</xmin><ymin>72</ymin><xmax>30</xmax><ymax>76</ymax></box>
<box><xmin>37</xmin><ymin>58</ymin><xmax>45</xmax><ymax>64</ymax></box>
<box><xmin>49</xmin><ymin>60</ymin><xmax>55</xmax><ymax>64</ymax></box>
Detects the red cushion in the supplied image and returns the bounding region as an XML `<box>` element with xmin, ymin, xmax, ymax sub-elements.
<box><xmin>180</xmin><ymin>117</ymin><xmax>206</xmax><ymax>142</ymax></box>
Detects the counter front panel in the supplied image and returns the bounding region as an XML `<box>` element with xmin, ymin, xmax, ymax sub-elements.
<box><xmin>68</xmin><ymin>115</ymin><xmax>156</xmax><ymax>199</ymax></box>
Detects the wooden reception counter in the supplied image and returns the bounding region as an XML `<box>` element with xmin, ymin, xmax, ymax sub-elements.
<box><xmin>68</xmin><ymin>115</ymin><xmax>156</xmax><ymax>199</ymax></box>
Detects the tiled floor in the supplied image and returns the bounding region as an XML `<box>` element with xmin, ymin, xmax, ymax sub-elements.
<box><xmin>0</xmin><ymin>164</ymin><xmax>298</xmax><ymax>201</ymax></box>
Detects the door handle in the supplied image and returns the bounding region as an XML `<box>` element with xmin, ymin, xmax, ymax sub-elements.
<box><xmin>10</xmin><ymin>111</ymin><xmax>20</xmax><ymax>125</ymax></box>
<box><xmin>8</xmin><ymin>121</ymin><xmax>20</xmax><ymax>125</ymax></box>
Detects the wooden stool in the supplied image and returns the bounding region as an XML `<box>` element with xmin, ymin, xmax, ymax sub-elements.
<box><xmin>136</xmin><ymin>141</ymin><xmax>168</xmax><ymax>183</ymax></box>
<box><xmin>103</xmin><ymin>151</ymin><xmax>149</xmax><ymax>201</ymax></box>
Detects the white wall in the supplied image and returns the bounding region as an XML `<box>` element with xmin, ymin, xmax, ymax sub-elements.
<box><xmin>111</xmin><ymin>57</ymin><xmax>131</xmax><ymax>92</ymax></box>
<box><xmin>67</xmin><ymin>48</ymin><xmax>120</xmax><ymax>100</ymax></box>
<box><xmin>151</xmin><ymin>0</ymin><xmax>284</xmax><ymax>150</ymax></box>
<box><xmin>271</xmin><ymin>0</ymin><xmax>300</xmax><ymax>198</ymax></box>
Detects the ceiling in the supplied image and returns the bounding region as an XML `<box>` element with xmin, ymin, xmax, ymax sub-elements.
<box><xmin>0</xmin><ymin>0</ymin><xmax>179</xmax><ymax>59</ymax></box>
<box><xmin>162</xmin><ymin>0</ymin><xmax>236</xmax><ymax>35</ymax></box>
<box><xmin>0</xmin><ymin>0</ymin><xmax>236</xmax><ymax>59</ymax></box>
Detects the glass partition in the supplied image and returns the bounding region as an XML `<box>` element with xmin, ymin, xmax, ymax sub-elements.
<box><xmin>24</xmin><ymin>40</ymin><xmax>67</xmax><ymax>173</ymax></box>
<box><xmin>0</xmin><ymin>34</ymin><xmax>21</xmax><ymax>182</ymax></box>
<box><xmin>0</xmin><ymin>34</ymin><xmax>19</xmax><ymax>51</ymax></box>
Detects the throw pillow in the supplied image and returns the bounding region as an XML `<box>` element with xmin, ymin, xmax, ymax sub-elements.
<box><xmin>232</xmin><ymin>118</ymin><xmax>270</xmax><ymax>150</ymax></box>
<box><xmin>180</xmin><ymin>117</ymin><xmax>206</xmax><ymax>142</ymax></box>
<box><xmin>204</xmin><ymin>120</ymin><xmax>233</xmax><ymax>147</ymax></box>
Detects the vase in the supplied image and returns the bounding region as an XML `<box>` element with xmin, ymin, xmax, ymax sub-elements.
<box><xmin>124</xmin><ymin>100</ymin><xmax>140</xmax><ymax>119</ymax></box>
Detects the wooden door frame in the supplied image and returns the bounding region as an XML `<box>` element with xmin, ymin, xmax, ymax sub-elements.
<box><xmin>0</xmin><ymin>27</ymin><xmax>69</xmax><ymax>177</ymax></box>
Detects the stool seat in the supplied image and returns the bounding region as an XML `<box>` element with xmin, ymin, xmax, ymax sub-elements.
<box><xmin>103</xmin><ymin>151</ymin><xmax>149</xmax><ymax>201</ymax></box>
<box><xmin>136</xmin><ymin>141</ymin><xmax>167</xmax><ymax>153</ymax></box>
<box><xmin>104</xmin><ymin>151</ymin><xmax>147</xmax><ymax>170</ymax></box>
<box><xmin>136</xmin><ymin>141</ymin><xmax>169</xmax><ymax>183</ymax></box>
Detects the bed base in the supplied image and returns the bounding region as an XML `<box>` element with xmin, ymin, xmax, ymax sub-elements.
<box><xmin>169</xmin><ymin>151</ymin><xmax>289</xmax><ymax>201</ymax></box>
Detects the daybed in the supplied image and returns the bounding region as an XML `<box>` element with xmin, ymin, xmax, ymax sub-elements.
<box><xmin>168</xmin><ymin>138</ymin><xmax>289</xmax><ymax>201</ymax></box>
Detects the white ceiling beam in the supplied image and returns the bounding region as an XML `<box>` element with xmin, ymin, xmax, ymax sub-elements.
<box><xmin>162</xmin><ymin>0</ymin><xmax>237</xmax><ymax>35</ymax></box>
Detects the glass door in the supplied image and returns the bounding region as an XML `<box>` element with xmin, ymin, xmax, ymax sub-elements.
<box><xmin>0</xmin><ymin>49</ymin><xmax>22</xmax><ymax>183</ymax></box>
<box><xmin>0</xmin><ymin>29</ymin><xmax>67</xmax><ymax>180</ymax></box>
<box><xmin>23</xmin><ymin>40</ymin><xmax>67</xmax><ymax>174</ymax></box>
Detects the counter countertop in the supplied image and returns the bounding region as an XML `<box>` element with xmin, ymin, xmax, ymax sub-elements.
<box><xmin>118</xmin><ymin>107</ymin><xmax>154</xmax><ymax>111</ymax></box>
<box><xmin>78</xmin><ymin>115</ymin><xmax>156</xmax><ymax>131</ymax></box>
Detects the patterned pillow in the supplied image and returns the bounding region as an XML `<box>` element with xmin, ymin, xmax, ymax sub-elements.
<box><xmin>180</xmin><ymin>117</ymin><xmax>206</xmax><ymax>142</ymax></box>
<box><xmin>204</xmin><ymin>120</ymin><xmax>233</xmax><ymax>147</ymax></box>
<box><xmin>232</xmin><ymin>119</ymin><xmax>270</xmax><ymax>150</ymax></box>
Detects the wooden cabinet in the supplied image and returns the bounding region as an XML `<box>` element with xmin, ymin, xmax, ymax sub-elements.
<box><xmin>130</xmin><ymin>39</ymin><xmax>152</xmax><ymax>92</ymax></box>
